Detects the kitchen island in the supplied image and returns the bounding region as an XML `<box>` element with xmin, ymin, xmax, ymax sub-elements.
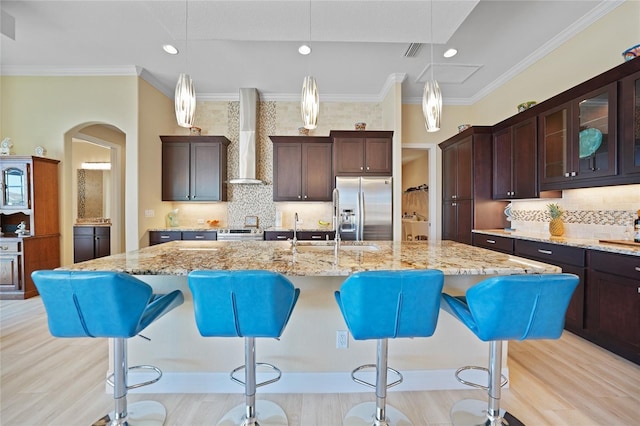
<box><xmin>61</xmin><ymin>240</ymin><xmax>560</xmax><ymax>393</ymax></box>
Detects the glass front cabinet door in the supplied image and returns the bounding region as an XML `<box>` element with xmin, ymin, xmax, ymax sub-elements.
<box><xmin>1</xmin><ymin>162</ymin><xmax>30</xmax><ymax>209</ymax></box>
<box><xmin>539</xmin><ymin>83</ymin><xmax>617</xmax><ymax>189</ymax></box>
<box><xmin>621</xmin><ymin>70</ymin><xmax>640</xmax><ymax>175</ymax></box>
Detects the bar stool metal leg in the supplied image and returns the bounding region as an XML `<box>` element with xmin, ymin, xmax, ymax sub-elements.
<box><xmin>94</xmin><ymin>338</ymin><xmax>167</xmax><ymax>426</ymax></box>
<box><xmin>344</xmin><ymin>339</ymin><xmax>412</xmax><ymax>426</ymax></box>
<box><xmin>217</xmin><ymin>338</ymin><xmax>288</xmax><ymax>426</ymax></box>
<box><xmin>450</xmin><ymin>341</ymin><xmax>524</xmax><ymax>426</ymax></box>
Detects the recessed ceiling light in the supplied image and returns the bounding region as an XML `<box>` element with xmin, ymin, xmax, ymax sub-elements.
<box><xmin>163</xmin><ymin>44</ymin><xmax>179</xmax><ymax>55</ymax></box>
<box><xmin>298</xmin><ymin>44</ymin><xmax>311</xmax><ymax>55</ymax></box>
<box><xmin>443</xmin><ymin>48</ymin><xmax>458</xmax><ymax>58</ymax></box>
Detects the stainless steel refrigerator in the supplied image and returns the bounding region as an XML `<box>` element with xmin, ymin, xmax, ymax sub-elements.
<box><xmin>335</xmin><ymin>176</ymin><xmax>393</xmax><ymax>241</ymax></box>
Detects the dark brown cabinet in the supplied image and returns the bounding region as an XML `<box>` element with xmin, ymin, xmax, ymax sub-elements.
<box><xmin>264</xmin><ymin>230</ymin><xmax>335</xmax><ymax>241</ymax></box>
<box><xmin>620</xmin><ymin>69</ymin><xmax>640</xmax><ymax>176</ymax></box>
<box><xmin>160</xmin><ymin>136</ymin><xmax>230</xmax><ymax>201</ymax></box>
<box><xmin>492</xmin><ymin>117</ymin><xmax>538</xmax><ymax>199</ymax></box>
<box><xmin>330</xmin><ymin>130</ymin><xmax>393</xmax><ymax>176</ymax></box>
<box><xmin>472</xmin><ymin>233</ymin><xmax>514</xmax><ymax>254</ymax></box>
<box><xmin>270</xmin><ymin>136</ymin><xmax>333</xmax><ymax>201</ymax></box>
<box><xmin>539</xmin><ymin>83</ymin><xmax>618</xmax><ymax>189</ymax></box>
<box><xmin>514</xmin><ymin>240</ymin><xmax>586</xmax><ymax>333</ymax></box>
<box><xmin>440</xmin><ymin>127</ymin><xmax>505</xmax><ymax>245</ymax></box>
<box><xmin>149</xmin><ymin>230</ymin><xmax>217</xmax><ymax>245</ymax></box>
<box><xmin>586</xmin><ymin>250</ymin><xmax>639</xmax><ymax>364</ymax></box>
<box><xmin>73</xmin><ymin>226</ymin><xmax>110</xmax><ymax>263</ymax></box>
<box><xmin>1</xmin><ymin>156</ymin><xmax>60</xmax><ymax>299</ymax></box>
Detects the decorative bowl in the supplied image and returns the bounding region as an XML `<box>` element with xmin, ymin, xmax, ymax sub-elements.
<box><xmin>355</xmin><ymin>122</ymin><xmax>367</xmax><ymax>130</ymax></box>
<box><xmin>457</xmin><ymin>124</ymin><xmax>471</xmax><ymax>133</ymax></box>
<box><xmin>298</xmin><ymin>127</ymin><xmax>309</xmax><ymax>136</ymax></box>
<box><xmin>578</xmin><ymin>128</ymin><xmax>602</xmax><ymax>158</ymax></box>
<box><xmin>622</xmin><ymin>44</ymin><xmax>640</xmax><ymax>61</ymax></box>
<box><xmin>190</xmin><ymin>126</ymin><xmax>201</xmax><ymax>136</ymax></box>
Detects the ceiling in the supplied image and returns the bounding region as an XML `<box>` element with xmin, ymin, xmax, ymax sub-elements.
<box><xmin>0</xmin><ymin>1</ymin><xmax>623</xmax><ymax>104</ymax></box>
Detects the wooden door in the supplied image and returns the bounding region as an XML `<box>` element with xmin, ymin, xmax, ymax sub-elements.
<box><xmin>364</xmin><ymin>137</ymin><xmax>392</xmax><ymax>174</ymax></box>
<box><xmin>273</xmin><ymin>143</ymin><xmax>302</xmax><ymax>201</ymax></box>
<box><xmin>162</xmin><ymin>142</ymin><xmax>190</xmax><ymax>201</ymax></box>
<box><xmin>191</xmin><ymin>142</ymin><xmax>222</xmax><ymax>201</ymax></box>
<box><xmin>492</xmin><ymin>127</ymin><xmax>513</xmax><ymax>199</ymax></box>
<box><xmin>512</xmin><ymin>117</ymin><xmax>538</xmax><ymax>198</ymax></box>
<box><xmin>333</xmin><ymin>137</ymin><xmax>364</xmax><ymax>174</ymax></box>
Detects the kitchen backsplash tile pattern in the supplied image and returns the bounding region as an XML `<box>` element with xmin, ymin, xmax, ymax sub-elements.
<box><xmin>172</xmin><ymin>99</ymin><xmax>384</xmax><ymax>229</ymax></box>
<box><xmin>509</xmin><ymin>184</ymin><xmax>640</xmax><ymax>240</ymax></box>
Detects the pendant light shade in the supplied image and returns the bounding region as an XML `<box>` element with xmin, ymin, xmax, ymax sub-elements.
<box><xmin>301</xmin><ymin>75</ymin><xmax>319</xmax><ymax>130</ymax></box>
<box><xmin>422</xmin><ymin>80</ymin><xmax>442</xmax><ymax>132</ymax></box>
<box><xmin>175</xmin><ymin>73</ymin><xmax>196</xmax><ymax>128</ymax></box>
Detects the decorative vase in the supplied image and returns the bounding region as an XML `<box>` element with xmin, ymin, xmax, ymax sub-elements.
<box><xmin>549</xmin><ymin>218</ymin><xmax>565</xmax><ymax>236</ymax></box>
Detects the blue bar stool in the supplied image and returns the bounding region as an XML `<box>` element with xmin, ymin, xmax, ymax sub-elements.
<box><xmin>441</xmin><ymin>273</ymin><xmax>579</xmax><ymax>426</ymax></box>
<box><xmin>188</xmin><ymin>270</ymin><xmax>300</xmax><ymax>426</ymax></box>
<box><xmin>334</xmin><ymin>269</ymin><xmax>445</xmax><ymax>426</ymax></box>
<box><xmin>32</xmin><ymin>270</ymin><xmax>184</xmax><ymax>426</ymax></box>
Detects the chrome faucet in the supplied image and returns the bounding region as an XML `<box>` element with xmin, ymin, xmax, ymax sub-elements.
<box><xmin>293</xmin><ymin>212</ymin><xmax>299</xmax><ymax>249</ymax></box>
<box><xmin>332</xmin><ymin>188</ymin><xmax>341</xmax><ymax>244</ymax></box>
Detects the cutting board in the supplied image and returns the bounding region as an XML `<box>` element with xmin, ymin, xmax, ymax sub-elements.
<box><xmin>598</xmin><ymin>239</ymin><xmax>640</xmax><ymax>248</ymax></box>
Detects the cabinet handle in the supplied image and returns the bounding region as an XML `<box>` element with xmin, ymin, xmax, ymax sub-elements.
<box><xmin>452</xmin><ymin>195</ymin><xmax>457</xmax><ymax>199</ymax></box>
<box><xmin>564</xmin><ymin>172</ymin><xmax>570</xmax><ymax>178</ymax></box>
<box><xmin>160</xmin><ymin>235</ymin><xmax>171</xmax><ymax>239</ymax></box>
<box><xmin>276</xmin><ymin>235</ymin><xmax>287</xmax><ymax>239</ymax></box>
<box><xmin>360</xmin><ymin>166</ymin><xmax>363</xmax><ymax>170</ymax></box>
<box><xmin>571</xmin><ymin>171</ymin><xmax>577</xmax><ymax>177</ymax></box>
<box><xmin>635</xmin><ymin>266</ymin><xmax>640</xmax><ymax>272</ymax></box>
<box><xmin>298</xmin><ymin>195</ymin><xmax>301</xmax><ymax>199</ymax></box>
<box><xmin>195</xmin><ymin>235</ymin><xmax>204</xmax><ymax>239</ymax></box>
<box><xmin>311</xmin><ymin>235</ymin><xmax>322</xmax><ymax>239</ymax></box>
<box><xmin>452</xmin><ymin>202</ymin><xmax>457</xmax><ymax>207</ymax></box>
<box><xmin>366</xmin><ymin>166</ymin><xmax>370</xmax><ymax>170</ymax></box>
<box><xmin>538</xmin><ymin>249</ymin><xmax>553</xmax><ymax>255</ymax></box>
<box><xmin>486</xmin><ymin>239</ymin><xmax>496</xmax><ymax>244</ymax></box>
<box><xmin>304</xmin><ymin>195</ymin><xmax>308</xmax><ymax>199</ymax></box>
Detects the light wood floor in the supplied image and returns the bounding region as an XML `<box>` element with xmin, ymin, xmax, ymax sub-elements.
<box><xmin>1</xmin><ymin>297</ymin><xmax>639</xmax><ymax>426</ymax></box>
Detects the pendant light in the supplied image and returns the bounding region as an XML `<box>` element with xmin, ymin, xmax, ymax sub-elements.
<box><xmin>301</xmin><ymin>0</ymin><xmax>319</xmax><ymax>130</ymax></box>
<box><xmin>422</xmin><ymin>0</ymin><xmax>442</xmax><ymax>132</ymax></box>
<box><xmin>175</xmin><ymin>0</ymin><xmax>196</xmax><ymax>128</ymax></box>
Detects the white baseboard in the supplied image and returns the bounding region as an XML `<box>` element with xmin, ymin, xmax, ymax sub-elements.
<box><xmin>125</xmin><ymin>368</ymin><xmax>509</xmax><ymax>394</ymax></box>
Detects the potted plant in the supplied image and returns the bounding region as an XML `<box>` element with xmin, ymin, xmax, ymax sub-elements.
<box><xmin>547</xmin><ymin>203</ymin><xmax>564</xmax><ymax>237</ymax></box>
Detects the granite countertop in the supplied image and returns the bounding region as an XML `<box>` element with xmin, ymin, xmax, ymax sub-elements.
<box><xmin>60</xmin><ymin>240</ymin><xmax>560</xmax><ymax>276</ymax></box>
<box><xmin>473</xmin><ymin>229</ymin><xmax>640</xmax><ymax>257</ymax></box>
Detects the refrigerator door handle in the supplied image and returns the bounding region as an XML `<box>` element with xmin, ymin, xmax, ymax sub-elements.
<box><xmin>358</xmin><ymin>191</ymin><xmax>364</xmax><ymax>241</ymax></box>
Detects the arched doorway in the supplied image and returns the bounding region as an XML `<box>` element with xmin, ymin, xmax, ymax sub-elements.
<box><xmin>62</xmin><ymin>123</ymin><xmax>125</xmax><ymax>265</ymax></box>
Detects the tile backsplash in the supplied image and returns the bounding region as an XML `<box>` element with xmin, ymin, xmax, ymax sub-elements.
<box><xmin>509</xmin><ymin>184</ymin><xmax>640</xmax><ymax>240</ymax></box>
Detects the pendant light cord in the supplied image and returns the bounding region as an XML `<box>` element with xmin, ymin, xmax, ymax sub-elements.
<box><xmin>430</xmin><ymin>0</ymin><xmax>434</xmax><ymax>81</ymax></box>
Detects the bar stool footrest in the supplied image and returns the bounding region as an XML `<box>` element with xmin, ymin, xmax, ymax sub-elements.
<box><xmin>106</xmin><ymin>364</ymin><xmax>163</xmax><ymax>390</ymax></box>
<box><xmin>454</xmin><ymin>365</ymin><xmax>508</xmax><ymax>391</ymax></box>
<box><xmin>351</xmin><ymin>364</ymin><xmax>403</xmax><ymax>390</ymax></box>
<box><xmin>230</xmin><ymin>362</ymin><xmax>282</xmax><ymax>388</ymax></box>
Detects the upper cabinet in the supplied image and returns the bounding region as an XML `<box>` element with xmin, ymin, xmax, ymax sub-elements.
<box><xmin>1</xmin><ymin>162</ymin><xmax>29</xmax><ymax>210</ymax></box>
<box><xmin>330</xmin><ymin>130</ymin><xmax>393</xmax><ymax>176</ymax></box>
<box><xmin>270</xmin><ymin>136</ymin><xmax>333</xmax><ymax>201</ymax></box>
<box><xmin>539</xmin><ymin>83</ymin><xmax>617</xmax><ymax>189</ymax></box>
<box><xmin>492</xmin><ymin>116</ymin><xmax>538</xmax><ymax>199</ymax></box>
<box><xmin>160</xmin><ymin>136</ymin><xmax>230</xmax><ymax>202</ymax></box>
<box><xmin>620</xmin><ymin>69</ymin><xmax>640</xmax><ymax>176</ymax></box>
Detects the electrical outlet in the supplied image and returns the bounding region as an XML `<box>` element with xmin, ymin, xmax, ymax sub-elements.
<box><xmin>144</xmin><ymin>209</ymin><xmax>155</xmax><ymax>218</ymax></box>
<box><xmin>197</xmin><ymin>218</ymin><xmax>205</xmax><ymax>224</ymax></box>
<box><xmin>336</xmin><ymin>330</ymin><xmax>349</xmax><ymax>349</ymax></box>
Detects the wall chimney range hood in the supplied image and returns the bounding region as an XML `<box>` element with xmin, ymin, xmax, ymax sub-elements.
<box><xmin>229</xmin><ymin>88</ymin><xmax>263</xmax><ymax>184</ymax></box>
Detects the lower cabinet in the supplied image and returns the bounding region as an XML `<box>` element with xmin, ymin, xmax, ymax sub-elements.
<box><xmin>0</xmin><ymin>235</ymin><xmax>60</xmax><ymax>299</ymax></box>
<box><xmin>73</xmin><ymin>226</ymin><xmax>111</xmax><ymax>263</ymax></box>
<box><xmin>514</xmin><ymin>240</ymin><xmax>586</xmax><ymax>333</ymax></box>
<box><xmin>149</xmin><ymin>230</ymin><xmax>217</xmax><ymax>245</ymax></box>
<box><xmin>264</xmin><ymin>230</ymin><xmax>335</xmax><ymax>241</ymax></box>
<box><xmin>586</xmin><ymin>251</ymin><xmax>640</xmax><ymax>364</ymax></box>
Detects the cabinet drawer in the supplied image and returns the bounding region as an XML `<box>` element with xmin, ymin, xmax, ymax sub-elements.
<box><xmin>515</xmin><ymin>240</ymin><xmax>586</xmax><ymax>267</ymax></box>
<box><xmin>95</xmin><ymin>226</ymin><xmax>110</xmax><ymax>237</ymax></box>
<box><xmin>264</xmin><ymin>231</ymin><xmax>294</xmax><ymax>241</ymax></box>
<box><xmin>472</xmin><ymin>234</ymin><xmax>513</xmax><ymax>254</ymax></box>
<box><xmin>298</xmin><ymin>231</ymin><xmax>335</xmax><ymax>241</ymax></box>
<box><xmin>182</xmin><ymin>231</ymin><xmax>217</xmax><ymax>241</ymax></box>
<box><xmin>73</xmin><ymin>226</ymin><xmax>94</xmax><ymax>236</ymax></box>
<box><xmin>0</xmin><ymin>241</ymin><xmax>20</xmax><ymax>253</ymax></box>
<box><xmin>149</xmin><ymin>231</ymin><xmax>182</xmax><ymax>245</ymax></box>
<box><xmin>589</xmin><ymin>250</ymin><xmax>640</xmax><ymax>280</ymax></box>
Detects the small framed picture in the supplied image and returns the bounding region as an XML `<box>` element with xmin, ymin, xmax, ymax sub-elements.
<box><xmin>244</xmin><ymin>215</ymin><xmax>259</xmax><ymax>228</ymax></box>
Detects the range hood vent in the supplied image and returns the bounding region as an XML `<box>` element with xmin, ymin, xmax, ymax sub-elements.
<box><xmin>229</xmin><ymin>88</ymin><xmax>263</xmax><ymax>184</ymax></box>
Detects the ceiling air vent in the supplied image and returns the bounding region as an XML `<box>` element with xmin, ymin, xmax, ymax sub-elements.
<box><xmin>404</xmin><ymin>43</ymin><xmax>423</xmax><ymax>58</ymax></box>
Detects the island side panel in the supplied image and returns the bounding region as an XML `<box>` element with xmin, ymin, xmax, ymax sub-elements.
<box><xmin>121</xmin><ymin>274</ymin><xmax>500</xmax><ymax>393</ymax></box>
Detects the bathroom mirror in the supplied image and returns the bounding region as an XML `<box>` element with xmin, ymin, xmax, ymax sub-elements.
<box><xmin>77</xmin><ymin>169</ymin><xmax>108</xmax><ymax>218</ymax></box>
